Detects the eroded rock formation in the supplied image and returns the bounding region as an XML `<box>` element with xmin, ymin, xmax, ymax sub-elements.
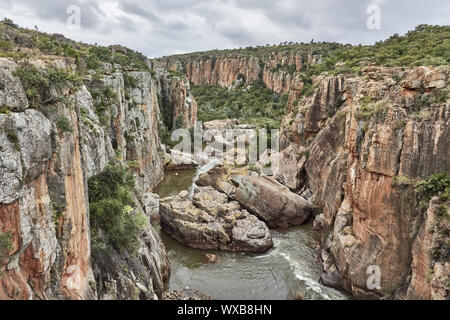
<box><xmin>157</xmin><ymin>50</ymin><xmax>320</xmax><ymax>107</ymax></box>
<box><xmin>230</xmin><ymin>175</ymin><xmax>315</xmax><ymax>229</ymax></box>
<box><xmin>152</xmin><ymin>61</ymin><xmax>198</xmax><ymax>130</ymax></box>
<box><xmin>277</xmin><ymin>65</ymin><xmax>450</xmax><ymax>299</ymax></box>
<box><xmin>159</xmin><ymin>187</ymin><xmax>273</xmax><ymax>252</ymax></box>
<box><xmin>0</xmin><ymin>54</ymin><xmax>186</xmax><ymax>300</ymax></box>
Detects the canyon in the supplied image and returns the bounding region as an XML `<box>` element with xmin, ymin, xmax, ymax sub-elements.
<box><xmin>0</xmin><ymin>23</ymin><xmax>449</xmax><ymax>300</ymax></box>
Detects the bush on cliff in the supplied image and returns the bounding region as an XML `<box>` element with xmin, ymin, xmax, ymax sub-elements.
<box><xmin>56</xmin><ymin>116</ymin><xmax>74</xmax><ymax>134</ymax></box>
<box><xmin>308</xmin><ymin>24</ymin><xmax>450</xmax><ymax>77</ymax></box>
<box><xmin>13</xmin><ymin>64</ymin><xmax>82</xmax><ymax>107</ymax></box>
<box><xmin>416</xmin><ymin>173</ymin><xmax>450</xmax><ymax>205</ymax></box>
<box><xmin>88</xmin><ymin>163</ymin><xmax>147</xmax><ymax>253</ymax></box>
<box><xmin>0</xmin><ymin>231</ymin><xmax>13</xmax><ymax>262</ymax></box>
<box><xmin>86</xmin><ymin>45</ymin><xmax>150</xmax><ymax>72</ymax></box>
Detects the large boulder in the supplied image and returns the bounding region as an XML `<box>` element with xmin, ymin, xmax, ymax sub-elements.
<box><xmin>159</xmin><ymin>187</ymin><xmax>273</xmax><ymax>252</ymax></box>
<box><xmin>0</xmin><ymin>109</ymin><xmax>53</xmax><ymax>204</ymax></box>
<box><xmin>230</xmin><ymin>175</ymin><xmax>315</xmax><ymax>228</ymax></box>
<box><xmin>195</xmin><ymin>164</ymin><xmax>235</xmax><ymax>196</ymax></box>
<box><xmin>142</xmin><ymin>192</ymin><xmax>160</xmax><ymax>221</ymax></box>
<box><xmin>0</xmin><ymin>58</ymin><xmax>29</xmax><ymax>112</ymax></box>
<box><xmin>275</xmin><ymin>144</ymin><xmax>308</xmax><ymax>190</ymax></box>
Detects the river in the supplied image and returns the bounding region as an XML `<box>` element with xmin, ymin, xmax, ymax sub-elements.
<box><xmin>152</xmin><ymin>166</ymin><xmax>349</xmax><ymax>300</ymax></box>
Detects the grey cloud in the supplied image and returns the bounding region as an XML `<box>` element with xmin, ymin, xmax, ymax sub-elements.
<box><xmin>13</xmin><ymin>0</ymin><xmax>105</xmax><ymax>28</ymax></box>
<box><xmin>117</xmin><ymin>0</ymin><xmax>161</xmax><ymax>23</ymax></box>
<box><xmin>0</xmin><ymin>0</ymin><xmax>448</xmax><ymax>57</ymax></box>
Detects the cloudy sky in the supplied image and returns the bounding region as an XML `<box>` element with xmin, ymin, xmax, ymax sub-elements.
<box><xmin>0</xmin><ymin>0</ymin><xmax>449</xmax><ymax>58</ymax></box>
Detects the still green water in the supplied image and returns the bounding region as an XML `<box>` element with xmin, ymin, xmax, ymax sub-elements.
<box><xmin>153</xmin><ymin>169</ymin><xmax>199</xmax><ymax>198</ymax></box>
<box><xmin>153</xmin><ymin>168</ymin><xmax>348</xmax><ymax>300</ymax></box>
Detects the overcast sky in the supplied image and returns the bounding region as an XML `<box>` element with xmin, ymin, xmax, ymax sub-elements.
<box><xmin>0</xmin><ymin>0</ymin><xmax>449</xmax><ymax>58</ymax></box>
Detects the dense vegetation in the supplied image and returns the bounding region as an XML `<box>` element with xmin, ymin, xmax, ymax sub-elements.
<box><xmin>308</xmin><ymin>25</ymin><xmax>450</xmax><ymax>76</ymax></box>
<box><xmin>161</xmin><ymin>41</ymin><xmax>345</xmax><ymax>65</ymax></box>
<box><xmin>88</xmin><ymin>163</ymin><xmax>147</xmax><ymax>254</ymax></box>
<box><xmin>416</xmin><ymin>173</ymin><xmax>450</xmax><ymax>205</ymax></box>
<box><xmin>0</xmin><ymin>231</ymin><xmax>12</xmax><ymax>262</ymax></box>
<box><xmin>193</xmin><ymin>80</ymin><xmax>288</xmax><ymax>128</ymax></box>
<box><xmin>12</xmin><ymin>63</ymin><xmax>82</xmax><ymax>108</ymax></box>
<box><xmin>0</xmin><ymin>18</ymin><xmax>150</xmax><ymax>74</ymax></box>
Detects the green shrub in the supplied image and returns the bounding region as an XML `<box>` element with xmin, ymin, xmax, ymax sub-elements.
<box><xmin>158</xmin><ymin>122</ymin><xmax>174</xmax><ymax>147</ymax></box>
<box><xmin>89</xmin><ymin>46</ymin><xmax>112</xmax><ymax>63</ymax></box>
<box><xmin>431</xmin><ymin>89</ymin><xmax>448</xmax><ymax>104</ymax></box>
<box><xmin>416</xmin><ymin>173</ymin><xmax>450</xmax><ymax>205</ymax></box>
<box><xmin>0</xmin><ymin>104</ymin><xmax>12</xmax><ymax>114</ymax></box>
<box><xmin>334</xmin><ymin>96</ymin><xmax>345</xmax><ymax>110</ymax></box>
<box><xmin>85</xmin><ymin>54</ymin><xmax>101</xmax><ymax>70</ymax></box>
<box><xmin>13</xmin><ymin>64</ymin><xmax>82</xmax><ymax>107</ymax></box>
<box><xmin>56</xmin><ymin>116</ymin><xmax>74</xmax><ymax>134</ymax></box>
<box><xmin>113</xmin><ymin>53</ymin><xmax>132</xmax><ymax>67</ymax></box>
<box><xmin>124</xmin><ymin>73</ymin><xmax>139</xmax><ymax>89</ymax></box>
<box><xmin>356</xmin><ymin>100</ymin><xmax>387</xmax><ymax>120</ymax></box>
<box><xmin>103</xmin><ymin>87</ymin><xmax>119</xmax><ymax>103</ymax></box>
<box><xmin>51</xmin><ymin>202</ymin><xmax>66</xmax><ymax>229</ymax></box>
<box><xmin>0</xmin><ymin>39</ymin><xmax>13</xmax><ymax>52</ymax></box>
<box><xmin>88</xmin><ymin>163</ymin><xmax>146</xmax><ymax>253</ymax></box>
<box><xmin>1</xmin><ymin>18</ymin><xmax>18</xmax><ymax>28</ymax></box>
<box><xmin>13</xmin><ymin>64</ymin><xmax>49</xmax><ymax>106</ymax></box>
<box><xmin>126</xmin><ymin>160</ymin><xmax>140</xmax><ymax>170</ymax></box>
<box><xmin>88</xmin><ymin>163</ymin><xmax>134</xmax><ymax>201</ymax></box>
<box><xmin>300</xmin><ymin>82</ymin><xmax>316</xmax><ymax>97</ymax></box>
<box><xmin>0</xmin><ymin>231</ymin><xmax>13</xmax><ymax>262</ymax></box>
<box><xmin>263</xmin><ymin>161</ymin><xmax>272</xmax><ymax>168</ymax></box>
<box><xmin>168</xmin><ymin>70</ymin><xmax>185</xmax><ymax>78</ymax></box>
<box><xmin>99</xmin><ymin>114</ymin><xmax>109</xmax><ymax>127</ymax></box>
<box><xmin>6</xmin><ymin>130</ymin><xmax>20</xmax><ymax>151</ymax></box>
<box><xmin>47</xmin><ymin>68</ymin><xmax>82</xmax><ymax>90</ymax></box>
<box><xmin>391</xmin><ymin>175</ymin><xmax>417</xmax><ymax>187</ymax></box>
<box><xmin>37</xmin><ymin>37</ymin><xmax>63</xmax><ymax>55</ymax></box>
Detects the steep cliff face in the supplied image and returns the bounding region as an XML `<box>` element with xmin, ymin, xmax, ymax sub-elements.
<box><xmin>152</xmin><ymin>62</ymin><xmax>198</xmax><ymax>130</ymax></box>
<box><xmin>158</xmin><ymin>50</ymin><xmax>316</xmax><ymax>104</ymax></box>
<box><xmin>87</xmin><ymin>70</ymin><xmax>165</xmax><ymax>193</ymax></box>
<box><xmin>83</xmin><ymin>64</ymin><xmax>170</xmax><ymax>300</ymax></box>
<box><xmin>0</xmin><ymin>56</ymin><xmax>171</xmax><ymax>300</ymax></box>
<box><xmin>277</xmin><ymin>65</ymin><xmax>450</xmax><ymax>299</ymax></box>
<box><xmin>0</xmin><ymin>57</ymin><xmax>97</xmax><ymax>299</ymax></box>
<box><xmin>407</xmin><ymin>197</ymin><xmax>449</xmax><ymax>299</ymax></box>
<box><xmin>184</xmin><ymin>56</ymin><xmax>261</xmax><ymax>88</ymax></box>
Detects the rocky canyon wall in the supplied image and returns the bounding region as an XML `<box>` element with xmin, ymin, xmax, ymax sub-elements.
<box><xmin>160</xmin><ymin>49</ymin><xmax>449</xmax><ymax>300</ymax></box>
<box><xmin>277</xmin><ymin>65</ymin><xmax>449</xmax><ymax>299</ymax></box>
<box><xmin>157</xmin><ymin>50</ymin><xmax>318</xmax><ymax>106</ymax></box>
<box><xmin>151</xmin><ymin>60</ymin><xmax>198</xmax><ymax>130</ymax></box>
<box><xmin>0</xmin><ymin>55</ymin><xmax>176</xmax><ymax>300</ymax></box>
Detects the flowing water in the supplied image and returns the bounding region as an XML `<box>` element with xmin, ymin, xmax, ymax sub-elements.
<box><xmin>152</xmin><ymin>165</ymin><xmax>349</xmax><ymax>300</ymax></box>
